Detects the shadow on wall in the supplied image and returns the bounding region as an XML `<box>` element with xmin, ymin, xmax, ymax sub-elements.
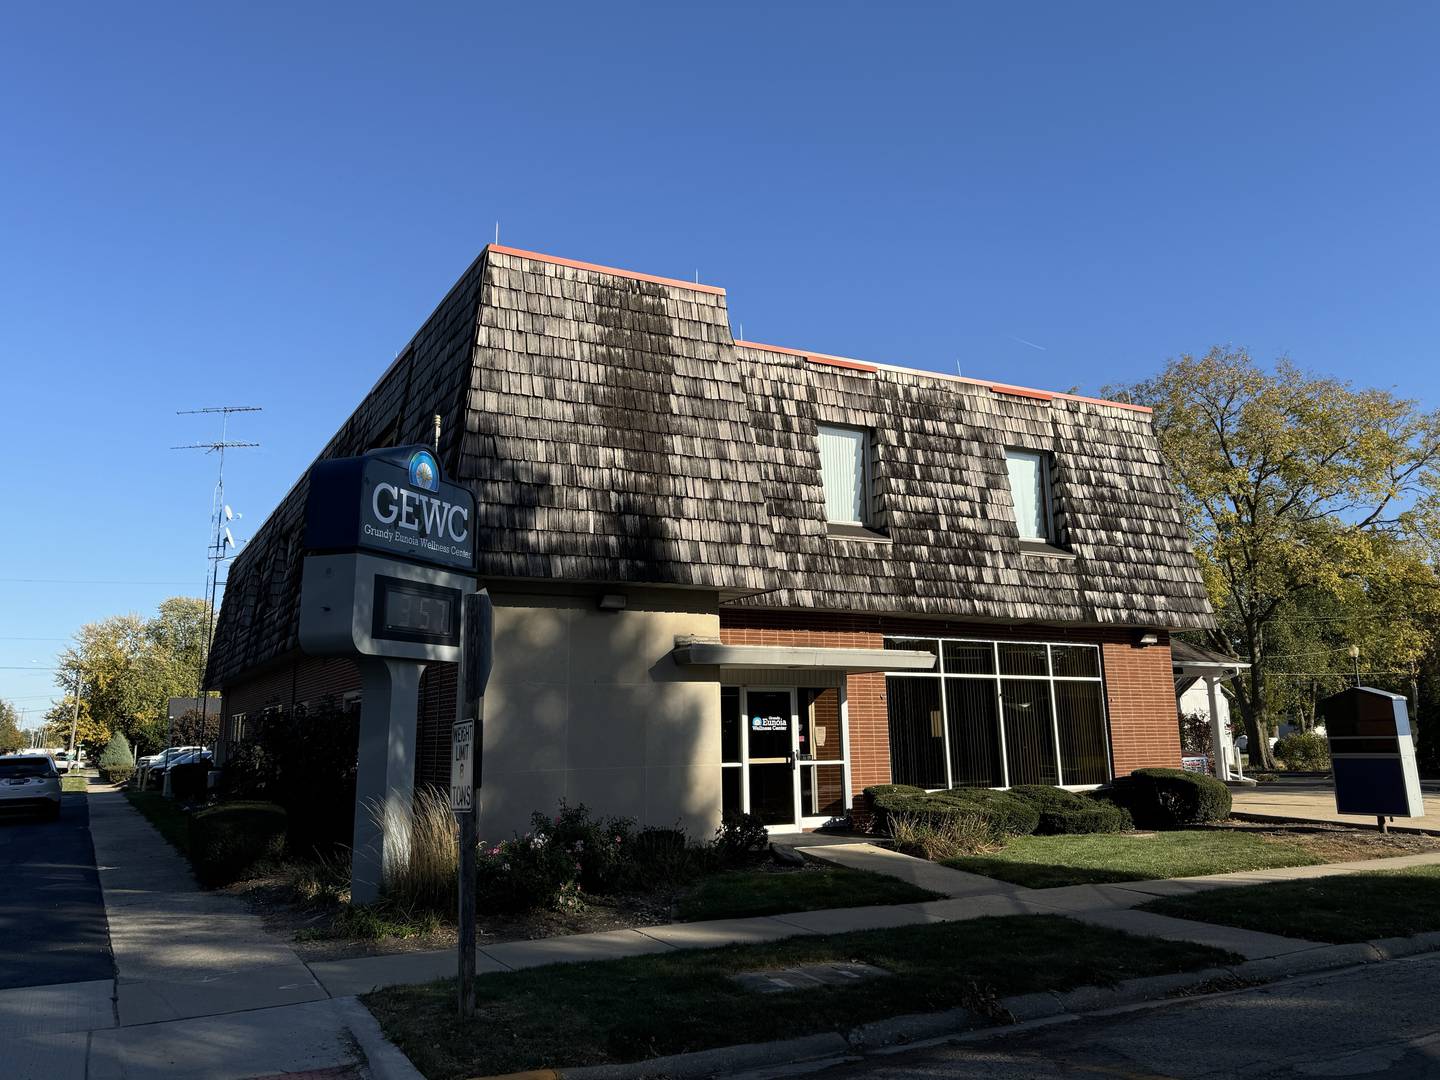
<box><xmin>461</xmin><ymin>276</ymin><xmax>723</xmax><ymax>842</ymax></box>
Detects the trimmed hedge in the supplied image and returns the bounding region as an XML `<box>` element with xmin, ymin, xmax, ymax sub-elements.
<box><xmin>1008</xmin><ymin>784</ymin><xmax>1134</xmax><ymax>834</ymax></box>
<box><xmin>866</xmin><ymin>785</ymin><xmax>1040</xmax><ymax>837</ymax></box>
<box><xmin>1101</xmin><ymin>768</ymin><xmax>1231</xmax><ymax>828</ymax></box>
<box><xmin>1274</xmin><ymin>731</ymin><xmax>1330</xmax><ymax>771</ymax></box>
<box><xmin>189</xmin><ymin>801</ymin><xmax>287</xmax><ymax>886</ymax></box>
<box><xmin>168</xmin><ymin>761</ymin><xmax>210</xmax><ymax>802</ymax></box>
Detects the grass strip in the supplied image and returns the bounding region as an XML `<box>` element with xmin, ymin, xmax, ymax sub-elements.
<box><xmin>123</xmin><ymin>789</ymin><xmax>192</xmax><ymax>854</ymax></box>
<box><xmin>365</xmin><ymin>914</ymin><xmax>1236</xmax><ymax>1079</ymax></box>
<box><xmin>944</xmin><ymin>830</ymin><xmax>1324</xmax><ymax>888</ymax></box>
<box><xmin>677</xmin><ymin>867</ymin><xmax>941</xmax><ymax>921</ymax></box>
<box><xmin>1141</xmin><ymin>865</ymin><xmax>1440</xmax><ymax>943</ymax></box>
<box><xmin>60</xmin><ymin>774</ymin><xmax>88</xmax><ymax>793</ymax></box>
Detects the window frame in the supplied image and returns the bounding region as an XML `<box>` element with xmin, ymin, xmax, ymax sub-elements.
<box><xmin>816</xmin><ymin>423</ymin><xmax>874</xmax><ymax>528</ymax></box>
<box><xmin>884</xmin><ymin>636</ymin><xmax>1110</xmax><ymax>790</ymax></box>
<box><xmin>1003</xmin><ymin>447</ymin><xmax>1057</xmax><ymax>544</ymax></box>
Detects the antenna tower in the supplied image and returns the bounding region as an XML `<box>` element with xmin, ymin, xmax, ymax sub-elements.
<box><xmin>172</xmin><ymin>405</ymin><xmax>261</xmax><ymax>748</ymax></box>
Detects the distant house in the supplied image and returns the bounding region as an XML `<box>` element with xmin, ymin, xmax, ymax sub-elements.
<box><xmin>206</xmin><ymin>245</ymin><xmax>1213</xmax><ymax>839</ymax></box>
<box><xmin>1172</xmin><ymin>640</ymin><xmax>1251</xmax><ymax>781</ymax></box>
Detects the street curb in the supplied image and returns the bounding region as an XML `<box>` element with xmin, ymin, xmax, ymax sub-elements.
<box><xmin>333</xmin><ymin>996</ymin><xmax>427</xmax><ymax>1080</ymax></box>
<box><xmin>519</xmin><ymin>932</ymin><xmax>1440</xmax><ymax>1079</ymax></box>
<box><xmin>559</xmin><ymin>1034</ymin><xmax>851</xmax><ymax>1079</ymax></box>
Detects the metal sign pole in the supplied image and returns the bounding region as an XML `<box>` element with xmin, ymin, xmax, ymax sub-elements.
<box><xmin>455</xmin><ymin>590</ymin><xmax>492</xmax><ymax>1018</ymax></box>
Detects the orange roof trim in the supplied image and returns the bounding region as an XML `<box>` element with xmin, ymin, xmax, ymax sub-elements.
<box><xmin>737</xmin><ymin>339</ymin><xmax>1150</xmax><ymax>414</ymax></box>
<box><xmin>487</xmin><ymin>244</ymin><xmax>726</xmax><ymax>296</ymax></box>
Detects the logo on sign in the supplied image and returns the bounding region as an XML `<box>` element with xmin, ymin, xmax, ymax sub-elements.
<box><xmin>409</xmin><ymin>450</ymin><xmax>440</xmax><ymax>492</ymax></box>
<box><xmin>751</xmin><ymin>715</ymin><xmax>788</xmax><ymax>732</ymax></box>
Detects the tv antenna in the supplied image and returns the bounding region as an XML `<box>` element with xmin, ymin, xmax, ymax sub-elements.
<box><xmin>172</xmin><ymin>405</ymin><xmax>262</xmax><ymax>753</ymax></box>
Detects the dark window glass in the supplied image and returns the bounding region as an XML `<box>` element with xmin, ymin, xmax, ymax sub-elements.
<box><xmin>801</xmin><ymin>764</ymin><xmax>846</xmax><ymax>819</ymax></box>
<box><xmin>1001</xmin><ymin>678</ymin><xmax>1059</xmax><ymax>785</ymax></box>
<box><xmin>721</xmin><ymin>687</ymin><xmax>741</xmax><ymax>764</ymax></box>
<box><xmin>885</xmin><ymin>677</ymin><xmax>947</xmax><ymax>788</ymax></box>
<box><xmin>722</xmin><ymin>767</ymin><xmax>743</xmax><ymax>819</ymax></box>
<box><xmin>749</xmin><ymin>763</ymin><xmax>795</xmax><ymax>825</ymax></box>
<box><xmin>1056</xmin><ymin>681</ymin><xmax>1110</xmax><ymax>785</ymax></box>
<box><xmin>998</xmin><ymin>642</ymin><xmax>1050</xmax><ymax>677</ymax></box>
<box><xmin>942</xmin><ymin>640</ymin><xmax>995</xmax><ymax>675</ymax></box>
<box><xmin>886</xmin><ymin>637</ymin><xmax>940</xmax><ymax>659</ymax></box>
<box><xmin>1052</xmin><ymin>644</ymin><xmax>1101</xmax><ymax>679</ymax></box>
<box><xmin>945</xmin><ymin>678</ymin><xmax>1004</xmax><ymax>787</ymax></box>
<box><xmin>746</xmin><ymin>690</ymin><xmax>792</xmax><ymax>760</ymax></box>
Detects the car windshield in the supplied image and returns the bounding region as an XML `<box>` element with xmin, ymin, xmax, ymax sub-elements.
<box><xmin>0</xmin><ymin>758</ymin><xmax>56</xmax><ymax>779</ymax></box>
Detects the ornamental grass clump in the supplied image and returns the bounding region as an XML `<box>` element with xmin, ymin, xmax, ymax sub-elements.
<box><xmin>888</xmin><ymin>810</ymin><xmax>1003</xmax><ymax>860</ymax></box>
<box><xmin>379</xmin><ymin>785</ymin><xmax>460</xmax><ymax>917</ymax></box>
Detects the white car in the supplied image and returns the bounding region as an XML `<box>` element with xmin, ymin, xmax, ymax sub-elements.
<box><xmin>139</xmin><ymin>746</ymin><xmax>203</xmax><ymax>769</ymax></box>
<box><xmin>0</xmin><ymin>755</ymin><xmax>62</xmax><ymax>820</ymax></box>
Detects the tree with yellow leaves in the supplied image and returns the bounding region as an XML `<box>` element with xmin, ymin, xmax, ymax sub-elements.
<box><xmin>1115</xmin><ymin>348</ymin><xmax>1440</xmax><ymax>769</ymax></box>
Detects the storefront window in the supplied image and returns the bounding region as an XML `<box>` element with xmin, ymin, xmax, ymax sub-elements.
<box><xmin>885</xmin><ymin>637</ymin><xmax>1109</xmax><ymax>789</ymax></box>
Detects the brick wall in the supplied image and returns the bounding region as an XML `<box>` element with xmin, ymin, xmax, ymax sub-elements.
<box><xmin>720</xmin><ymin>610</ymin><xmax>1179</xmax><ymax>797</ymax></box>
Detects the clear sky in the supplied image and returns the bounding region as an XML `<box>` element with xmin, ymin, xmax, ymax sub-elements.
<box><xmin>2</xmin><ymin>2</ymin><xmax>1438</xmax><ymax>724</ymax></box>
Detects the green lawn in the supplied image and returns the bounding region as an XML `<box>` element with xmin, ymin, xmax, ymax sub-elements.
<box><xmin>1142</xmin><ymin>866</ymin><xmax>1440</xmax><ymax>943</ymax></box>
<box><xmin>123</xmin><ymin>789</ymin><xmax>192</xmax><ymax>854</ymax></box>
<box><xmin>60</xmin><ymin>774</ymin><xmax>88</xmax><ymax>793</ymax></box>
<box><xmin>677</xmin><ymin>867</ymin><xmax>941</xmax><ymax>921</ymax></box>
<box><xmin>366</xmin><ymin>915</ymin><xmax>1236</xmax><ymax>1078</ymax></box>
<box><xmin>944</xmin><ymin>831</ymin><xmax>1325</xmax><ymax>889</ymax></box>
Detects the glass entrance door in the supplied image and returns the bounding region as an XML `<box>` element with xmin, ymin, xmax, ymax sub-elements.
<box><xmin>722</xmin><ymin>686</ymin><xmax>850</xmax><ymax>832</ymax></box>
<box><xmin>744</xmin><ymin>689</ymin><xmax>795</xmax><ymax>826</ymax></box>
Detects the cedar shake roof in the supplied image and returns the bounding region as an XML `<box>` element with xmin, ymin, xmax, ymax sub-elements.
<box><xmin>207</xmin><ymin>245</ymin><xmax>1212</xmax><ymax>688</ymax></box>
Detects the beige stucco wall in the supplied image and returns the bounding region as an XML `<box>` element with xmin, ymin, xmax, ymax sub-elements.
<box><xmin>477</xmin><ymin>586</ymin><xmax>722</xmax><ymax>842</ymax></box>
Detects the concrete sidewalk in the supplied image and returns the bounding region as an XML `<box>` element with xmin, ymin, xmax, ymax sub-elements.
<box><xmin>3</xmin><ymin>788</ymin><xmax>415</xmax><ymax>1080</ymax></box>
<box><xmin>308</xmin><ymin>843</ymin><xmax>1440</xmax><ymax>997</ymax></box>
<box><xmin>1231</xmin><ymin>777</ymin><xmax>1440</xmax><ymax>833</ymax></box>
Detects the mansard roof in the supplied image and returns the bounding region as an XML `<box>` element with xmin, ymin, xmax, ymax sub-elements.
<box><xmin>207</xmin><ymin>245</ymin><xmax>1212</xmax><ymax>688</ymax></box>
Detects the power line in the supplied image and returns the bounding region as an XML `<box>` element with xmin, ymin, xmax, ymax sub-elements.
<box><xmin>0</xmin><ymin>578</ymin><xmax>200</xmax><ymax>585</ymax></box>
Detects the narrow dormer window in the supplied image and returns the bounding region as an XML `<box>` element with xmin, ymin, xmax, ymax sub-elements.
<box><xmin>1004</xmin><ymin>448</ymin><xmax>1054</xmax><ymax>542</ymax></box>
<box><xmin>817</xmin><ymin>424</ymin><xmax>871</xmax><ymax>526</ymax></box>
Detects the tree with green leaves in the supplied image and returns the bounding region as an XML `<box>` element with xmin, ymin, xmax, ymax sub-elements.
<box><xmin>1115</xmin><ymin>348</ymin><xmax>1440</xmax><ymax>769</ymax></box>
<box><xmin>55</xmin><ymin>597</ymin><xmax>213</xmax><ymax>756</ymax></box>
<box><xmin>0</xmin><ymin>699</ymin><xmax>24</xmax><ymax>754</ymax></box>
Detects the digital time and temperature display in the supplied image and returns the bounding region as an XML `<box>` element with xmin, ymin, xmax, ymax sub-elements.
<box><xmin>373</xmin><ymin>576</ymin><xmax>461</xmax><ymax>646</ymax></box>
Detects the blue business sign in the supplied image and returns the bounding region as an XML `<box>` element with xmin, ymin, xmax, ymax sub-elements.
<box><xmin>304</xmin><ymin>445</ymin><xmax>476</xmax><ymax>571</ymax></box>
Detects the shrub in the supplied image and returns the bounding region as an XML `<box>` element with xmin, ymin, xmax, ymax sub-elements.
<box><xmin>711</xmin><ymin>811</ymin><xmax>769</xmax><ymax>867</ymax></box>
<box><xmin>1103</xmin><ymin>767</ymin><xmax>1232</xmax><ymax>828</ymax></box>
<box><xmin>168</xmin><ymin>761</ymin><xmax>210</xmax><ymax>802</ymax></box>
<box><xmin>632</xmin><ymin>825</ymin><xmax>697</xmax><ymax>884</ymax></box>
<box><xmin>868</xmin><ymin>785</ymin><xmax>1040</xmax><ymax>837</ymax></box>
<box><xmin>889</xmin><ymin>810</ymin><xmax>1002</xmax><ymax>860</ymax></box>
<box><xmin>189</xmin><ymin>801</ymin><xmax>287</xmax><ymax>886</ymax></box>
<box><xmin>1007</xmin><ymin>784</ymin><xmax>1133</xmax><ymax>834</ymax></box>
<box><xmin>1038</xmin><ymin>802</ymin><xmax>1134</xmax><ymax>834</ymax></box>
<box><xmin>98</xmin><ymin>731</ymin><xmax>135</xmax><ymax>785</ymax></box>
<box><xmin>935</xmin><ymin>788</ymin><xmax>1041</xmax><ymax>836</ymax></box>
<box><xmin>1274</xmin><ymin>731</ymin><xmax>1330</xmax><ymax>771</ymax></box>
<box><xmin>476</xmin><ymin>829</ymin><xmax>582</xmax><ymax>914</ymax></box>
<box><xmin>222</xmin><ymin>697</ymin><xmax>360</xmax><ymax>856</ymax></box>
<box><xmin>547</xmin><ymin>801</ymin><xmax>637</xmax><ymax>894</ymax></box>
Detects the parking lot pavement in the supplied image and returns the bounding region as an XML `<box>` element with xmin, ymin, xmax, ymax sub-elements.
<box><xmin>0</xmin><ymin>791</ymin><xmax>114</xmax><ymax>990</ymax></box>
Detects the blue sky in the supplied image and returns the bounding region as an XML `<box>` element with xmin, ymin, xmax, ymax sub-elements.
<box><xmin>2</xmin><ymin>2</ymin><xmax>1438</xmax><ymax>724</ymax></box>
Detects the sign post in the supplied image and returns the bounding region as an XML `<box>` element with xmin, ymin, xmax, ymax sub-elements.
<box><xmin>297</xmin><ymin>445</ymin><xmax>478</xmax><ymax>905</ymax></box>
<box><xmin>455</xmin><ymin>590</ymin><xmax>492</xmax><ymax>1017</ymax></box>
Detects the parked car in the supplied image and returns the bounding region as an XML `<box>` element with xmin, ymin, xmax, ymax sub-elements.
<box><xmin>0</xmin><ymin>755</ymin><xmax>63</xmax><ymax>820</ymax></box>
<box><xmin>138</xmin><ymin>745</ymin><xmax>203</xmax><ymax>770</ymax></box>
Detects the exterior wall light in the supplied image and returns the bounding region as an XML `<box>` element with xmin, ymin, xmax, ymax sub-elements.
<box><xmin>1135</xmin><ymin>631</ymin><xmax>1160</xmax><ymax>647</ymax></box>
<box><xmin>598</xmin><ymin>593</ymin><xmax>627</xmax><ymax>611</ymax></box>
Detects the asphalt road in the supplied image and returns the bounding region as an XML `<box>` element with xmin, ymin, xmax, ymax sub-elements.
<box><xmin>823</xmin><ymin>952</ymin><xmax>1440</xmax><ymax>1078</ymax></box>
<box><xmin>0</xmin><ymin>790</ymin><xmax>113</xmax><ymax>989</ymax></box>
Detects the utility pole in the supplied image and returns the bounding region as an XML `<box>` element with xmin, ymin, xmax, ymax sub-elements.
<box><xmin>173</xmin><ymin>406</ymin><xmax>261</xmax><ymax>786</ymax></box>
<box><xmin>67</xmin><ymin>668</ymin><xmax>82</xmax><ymax>760</ymax></box>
